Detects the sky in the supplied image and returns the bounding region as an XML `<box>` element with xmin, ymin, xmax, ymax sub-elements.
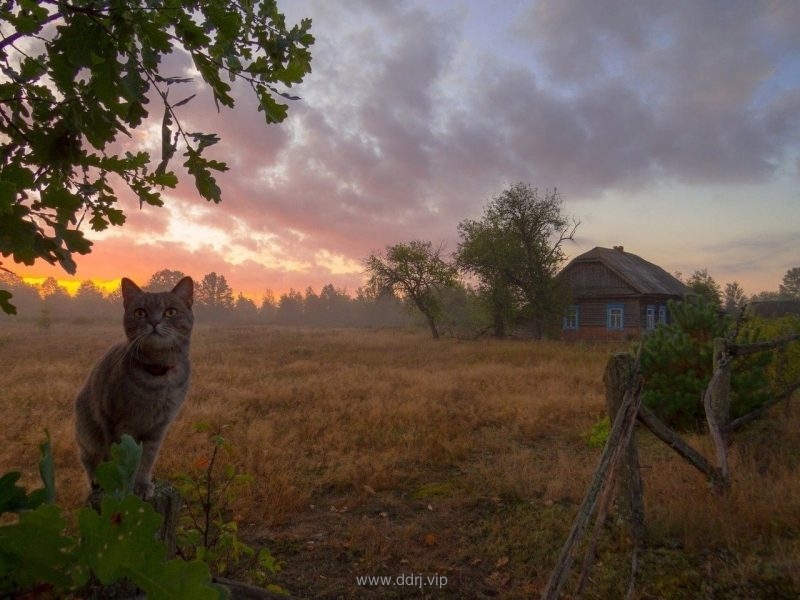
<box><xmin>18</xmin><ymin>0</ymin><xmax>800</xmax><ymax>300</ymax></box>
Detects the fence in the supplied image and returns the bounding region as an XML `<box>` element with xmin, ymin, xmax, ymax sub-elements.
<box><xmin>542</xmin><ymin>331</ymin><xmax>800</xmax><ymax>600</ymax></box>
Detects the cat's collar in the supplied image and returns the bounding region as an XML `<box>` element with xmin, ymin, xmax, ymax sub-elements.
<box><xmin>139</xmin><ymin>362</ymin><xmax>175</xmax><ymax>376</ymax></box>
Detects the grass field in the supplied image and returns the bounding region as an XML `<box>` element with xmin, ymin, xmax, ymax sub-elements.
<box><xmin>1</xmin><ymin>321</ymin><xmax>799</xmax><ymax>598</ymax></box>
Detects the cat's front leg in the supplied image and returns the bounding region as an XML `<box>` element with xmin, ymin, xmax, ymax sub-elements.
<box><xmin>134</xmin><ymin>433</ymin><xmax>164</xmax><ymax>499</ymax></box>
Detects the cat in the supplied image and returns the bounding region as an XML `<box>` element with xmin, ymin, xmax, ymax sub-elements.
<box><xmin>74</xmin><ymin>276</ymin><xmax>194</xmax><ymax>499</ymax></box>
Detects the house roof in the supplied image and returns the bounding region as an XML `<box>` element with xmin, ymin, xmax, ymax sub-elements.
<box><xmin>561</xmin><ymin>246</ymin><xmax>691</xmax><ymax>297</ymax></box>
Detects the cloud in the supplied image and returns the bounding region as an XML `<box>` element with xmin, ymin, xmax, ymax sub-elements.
<box><xmin>511</xmin><ymin>0</ymin><xmax>800</xmax><ymax>187</ymax></box>
<box><xmin>20</xmin><ymin>0</ymin><xmax>797</xmax><ymax>299</ymax></box>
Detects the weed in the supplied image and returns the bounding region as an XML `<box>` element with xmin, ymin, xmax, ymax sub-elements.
<box><xmin>586</xmin><ymin>415</ymin><xmax>611</xmax><ymax>448</ymax></box>
<box><xmin>175</xmin><ymin>422</ymin><xmax>283</xmax><ymax>591</ymax></box>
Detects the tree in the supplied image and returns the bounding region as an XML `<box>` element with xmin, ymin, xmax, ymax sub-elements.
<box><xmin>456</xmin><ymin>217</ymin><xmax>518</xmax><ymax>339</ymax></box>
<box><xmin>641</xmin><ymin>297</ymin><xmax>770</xmax><ymax>430</ymax></box>
<box><xmin>259</xmin><ymin>289</ymin><xmax>277</xmax><ymax>322</ymax></box>
<box><xmin>233</xmin><ymin>293</ymin><xmax>258</xmax><ymax>321</ymax></box>
<box><xmin>0</xmin><ymin>1</ymin><xmax>314</xmax><ymax>314</ymax></box>
<box><xmin>751</xmin><ymin>290</ymin><xmax>782</xmax><ymax>302</ymax></box>
<box><xmin>276</xmin><ymin>288</ymin><xmax>303</xmax><ymax>325</ymax></box>
<box><xmin>365</xmin><ymin>240</ymin><xmax>457</xmax><ymax>339</ymax></box>
<box><xmin>723</xmin><ymin>281</ymin><xmax>747</xmax><ymax>315</ymax></box>
<box><xmin>71</xmin><ymin>279</ymin><xmax>112</xmax><ymax>320</ymax></box>
<box><xmin>195</xmin><ymin>272</ymin><xmax>233</xmax><ymax>315</ymax></box>
<box><xmin>0</xmin><ymin>271</ymin><xmax>40</xmax><ymax>317</ymax></box>
<box><xmin>39</xmin><ymin>276</ymin><xmax>71</xmax><ymax>321</ymax></box>
<box><xmin>686</xmin><ymin>269</ymin><xmax>722</xmax><ymax>307</ymax></box>
<box><xmin>779</xmin><ymin>267</ymin><xmax>800</xmax><ymax>299</ymax></box>
<box><xmin>145</xmin><ymin>269</ymin><xmax>188</xmax><ymax>291</ymax></box>
<box><xmin>303</xmin><ymin>286</ymin><xmax>323</xmax><ymax>325</ymax></box>
<box><xmin>456</xmin><ymin>183</ymin><xmax>578</xmax><ymax>338</ymax></box>
<box><xmin>319</xmin><ymin>283</ymin><xmax>354</xmax><ymax>325</ymax></box>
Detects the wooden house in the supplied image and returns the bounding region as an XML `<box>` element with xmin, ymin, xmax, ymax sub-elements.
<box><xmin>558</xmin><ymin>246</ymin><xmax>690</xmax><ymax>341</ymax></box>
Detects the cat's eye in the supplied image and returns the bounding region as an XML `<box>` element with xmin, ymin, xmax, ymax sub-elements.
<box><xmin>164</xmin><ymin>308</ymin><xmax>178</xmax><ymax>317</ymax></box>
<box><xmin>133</xmin><ymin>308</ymin><xmax>146</xmax><ymax>318</ymax></box>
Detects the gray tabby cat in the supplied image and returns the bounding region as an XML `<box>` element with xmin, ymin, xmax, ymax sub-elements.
<box><xmin>75</xmin><ymin>276</ymin><xmax>194</xmax><ymax>498</ymax></box>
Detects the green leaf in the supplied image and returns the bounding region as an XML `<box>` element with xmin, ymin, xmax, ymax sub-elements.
<box><xmin>94</xmin><ymin>435</ymin><xmax>142</xmax><ymax>498</ymax></box>
<box><xmin>58</xmin><ymin>228</ymin><xmax>92</xmax><ymax>255</ymax></box>
<box><xmin>41</xmin><ymin>186</ymin><xmax>82</xmax><ymax>211</ymax></box>
<box><xmin>107</xmin><ymin>207</ymin><xmax>126</xmax><ymax>226</ymax></box>
<box><xmin>0</xmin><ymin>470</ymin><xmax>47</xmax><ymax>514</ymax></box>
<box><xmin>78</xmin><ymin>496</ymin><xmax>223</xmax><ymax>599</ymax></box>
<box><xmin>257</xmin><ymin>90</ymin><xmax>288</xmax><ymax>124</ymax></box>
<box><xmin>0</xmin><ymin>504</ymin><xmax>78</xmax><ymax>592</ymax></box>
<box><xmin>77</xmin><ymin>494</ymin><xmax>165</xmax><ymax>584</ymax></box>
<box><xmin>0</xmin><ymin>472</ymin><xmax>29</xmax><ymax>514</ymax></box>
<box><xmin>0</xmin><ymin>290</ymin><xmax>17</xmax><ymax>316</ymax></box>
<box><xmin>0</xmin><ymin>181</ymin><xmax>16</xmax><ymax>215</ymax></box>
<box><xmin>19</xmin><ymin>56</ymin><xmax>47</xmax><ymax>82</ymax></box>
<box><xmin>151</xmin><ymin>171</ymin><xmax>179</xmax><ymax>188</ymax></box>
<box><xmin>184</xmin><ymin>153</ymin><xmax>223</xmax><ymax>203</ymax></box>
<box><xmin>1</xmin><ymin>164</ymin><xmax>34</xmax><ymax>189</ymax></box>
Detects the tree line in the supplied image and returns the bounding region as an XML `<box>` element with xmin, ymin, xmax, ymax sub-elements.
<box><xmin>4</xmin><ymin>182</ymin><xmax>797</xmax><ymax>336</ymax></box>
<box><xmin>0</xmin><ymin>269</ymin><xmax>414</xmax><ymax>328</ymax></box>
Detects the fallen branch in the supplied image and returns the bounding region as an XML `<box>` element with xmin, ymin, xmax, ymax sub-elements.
<box><xmin>725</xmin><ymin>380</ymin><xmax>800</xmax><ymax>432</ymax></box>
<box><xmin>637</xmin><ymin>405</ymin><xmax>725</xmax><ymax>489</ymax></box>
<box><xmin>729</xmin><ymin>332</ymin><xmax>800</xmax><ymax>357</ymax></box>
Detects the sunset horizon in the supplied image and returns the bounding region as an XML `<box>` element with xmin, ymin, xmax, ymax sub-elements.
<box><xmin>3</xmin><ymin>0</ymin><xmax>799</xmax><ymax>307</ymax></box>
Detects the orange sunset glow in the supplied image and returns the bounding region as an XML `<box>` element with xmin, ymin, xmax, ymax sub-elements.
<box><xmin>5</xmin><ymin>0</ymin><xmax>800</xmax><ymax>305</ymax></box>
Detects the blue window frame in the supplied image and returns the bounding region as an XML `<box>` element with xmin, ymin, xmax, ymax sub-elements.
<box><xmin>563</xmin><ymin>305</ymin><xmax>579</xmax><ymax>330</ymax></box>
<box><xmin>658</xmin><ymin>305</ymin><xmax>667</xmax><ymax>325</ymax></box>
<box><xmin>607</xmin><ymin>304</ymin><xmax>624</xmax><ymax>330</ymax></box>
<box><xmin>646</xmin><ymin>305</ymin><xmax>656</xmax><ymax>330</ymax></box>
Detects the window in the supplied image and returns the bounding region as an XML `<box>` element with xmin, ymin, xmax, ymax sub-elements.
<box><xmin>658</xmin><ymin>305</ymin><xmax>667</xmax><ymax>325</ymax></box>
<box><xmin>563</xmin><ymin>305</ymin><xmax>579</xmax><ymax>330</ymax></box>
<box><xmin>607</xmin><ymin>304</ymin><xmax>624</xmax><ymax>330</ymax></box>
<box><xmin>646</xmin><ymin>305</ymin><xmax>656</xmax><ymax>330</ymax></box>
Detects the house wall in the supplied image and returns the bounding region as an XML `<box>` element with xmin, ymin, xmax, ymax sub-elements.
<box><xmin>563</xmin><ymin>299</ymin><xmax>642</xmax><ymax>342</ymax></box>
<box><xmin>561</xmin><ymin>296</ymin><xmax>677</xmax><ymax>341</ymax></box>
<box><xmin>562</xmin><ymin>325</ymin><xmax>636</xmax><ymax>342</ymax></box>
<box><xmin>558</xmin><ymin>252</ymin><xmax>685</xmax><ymax>341</ymax></box>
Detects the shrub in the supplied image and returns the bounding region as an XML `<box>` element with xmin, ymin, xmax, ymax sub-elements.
<box><xmin>0</xmin><ymin>434</ymin><xmax>223</xmax><ymax>599</ymax></box>
<box><xmin>175</xmin><ymin>423</ymin><xmax>284</xmax><ymax>593</ymax></box>
<box><xmin>641</xmin><ymin>297</ymin><xmax>771</xmax><ymax>430</ymax></box>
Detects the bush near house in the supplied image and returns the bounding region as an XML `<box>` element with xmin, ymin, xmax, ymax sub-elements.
<box><xmin>641</xmin><ymin>297</ymin><xmax>772</xmax><ymax>431</ymax></box>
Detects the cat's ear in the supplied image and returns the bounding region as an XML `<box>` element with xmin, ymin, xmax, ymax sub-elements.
<box><xmin>171</xmin><ymin>277</ymin><xmax>193</xmax><ymax>308</ymax></box>
<box><xmin>120</xmin><ymin>278</ymin><xmax>143</xmax><ymax>308</ymax></box>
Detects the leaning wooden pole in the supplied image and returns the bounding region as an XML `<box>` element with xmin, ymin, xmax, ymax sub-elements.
<box><xmin>603</xmin><ymin>353</ymin><xmax>645</xmax><ymax>543</ymax></box>
<box><xmin>704</xmin><ymin>338</ymin><xmax>732</xmax><ymax>488</ymax></box>
<box><xmin>541</xmin><ymin>353</ymin><xmax>643</xmax><ymax>600</ymax></box>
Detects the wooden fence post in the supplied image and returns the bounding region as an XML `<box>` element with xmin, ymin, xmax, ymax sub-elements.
<box><xmin>603</xmin><ymin>353</ymin><xmax>645</xmax><ymax>546</ymax></box>
<box><xmin>541</xmin><ymin>352</ymin><xmax>643</xmax><ymax>600</ymax></box>
<box><xmin>704</xmin><ymin>338</ymin><xmax>732</xmax><ymax>486</ymax></box>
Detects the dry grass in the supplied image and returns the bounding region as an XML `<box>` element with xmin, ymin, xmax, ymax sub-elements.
<box><xmin>1</xmin><ymin>321</ymin><xmax>798</xmax><ymax>598</ymax></box>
